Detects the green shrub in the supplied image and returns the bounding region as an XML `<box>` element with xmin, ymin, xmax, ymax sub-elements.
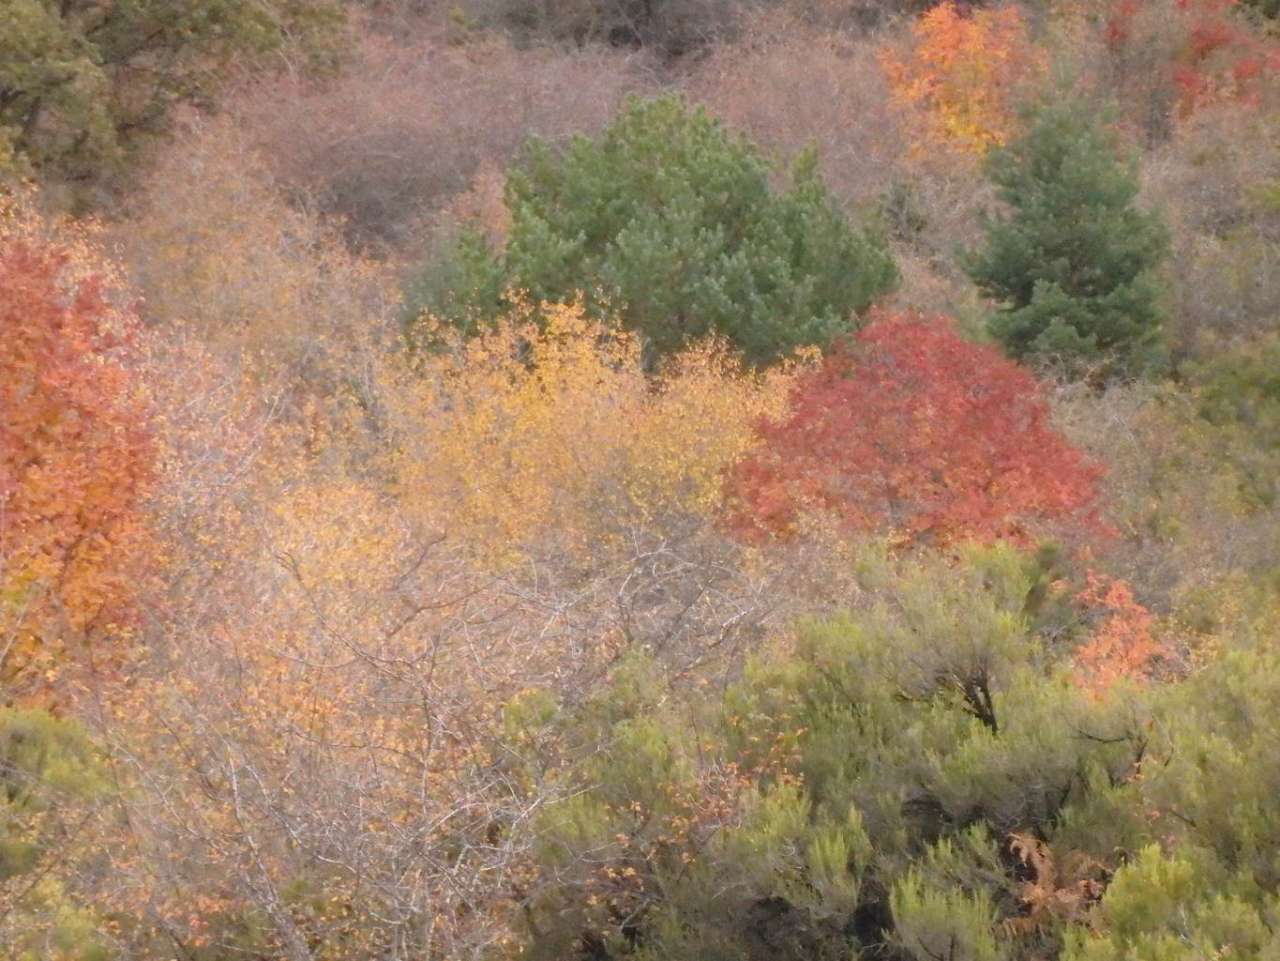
<box><xmin>496</xmin><ymin>534</ymin><xmax>1280</xmax><ymax>959</ymax></box>
<box><xmin>0</xmin><ymin>708</ymin><xmax>112</xmax><ymax>961</ymax></box>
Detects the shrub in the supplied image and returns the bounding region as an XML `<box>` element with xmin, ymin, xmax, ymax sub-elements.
<box><xmin>232</xmin><ymin>30</ymin><xmax>647</xmax><ymax>249</ymax></box>
<box><xmin>686</xmin><ymin>20</ymin><xmax>906</xmax><ymax>208</ymax></box>
<box><xmin>118</xmin><ymin>116</ymin><xmax>395</xmax><ymax>398</ymax></box>
<box><xmin>1101</xmin><ymin>0</ymin><xmax>1278</xmax><ymax>138</ymax></box>
<box><xmin>395</xmin><ymin>300</ymin><xmax>799</xmax><ymax>562</ymax></box>
<box><xmin>0</xmin><ymin>708</ymin><xmax>112</xmax><ymax>960</ymax></box>
<box><xmin>500</xmin><ymin>544</ymin><xmax>1280</xmax><ymax>960</ymax></box>
<box><xmin>966</xmin><ymin>101</ymin><xmax>1170</xmax><ymax>376</ymax></box>
<box><xmin>502</xmin><ymin>547</ymin><xmax>1150</xmax><ymax>960</ymax></box>
<box><xmin>410</xmin><ymin>94</ymin><xmax>898</xmax><ymax>366</ymax></box>
<box><xmin>1138</xmin><ymin>103</ymin><xmax>1280</xmax><ymax>359</ymax></box>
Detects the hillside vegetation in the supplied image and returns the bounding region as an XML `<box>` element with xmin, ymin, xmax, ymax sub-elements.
<box><xmin>3</xmin><ymin>1</ymin><xmax>1280</xmax><ymax>958</ymax></box>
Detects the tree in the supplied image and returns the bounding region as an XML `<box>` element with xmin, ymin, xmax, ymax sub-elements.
<box><xmin>398</xmin><ymin>300</ymin><xmax>798</xmax><ymax>563</ymax></box>
<box><xmin>407</xmin><ymin>95</ymin><xmax>898</xmax><ymax>366</ymax></box>
<box><xmin>0</xmin><ymin>0</ymin><xmax>343</xmax><ymax>183</ymax></box>
<box><xmin>0</xmin><ymin>193</ymin><xmax>155</xmax><ymax>698</ymax></box>
<box><xmin>965</xmin><ymin>101</ymin><xmax>1170</xmax><ymax>375</ymax></box>
<box><xmin>879</xmin><ymin>1</ymin><xmax>1044</xmax><ymax>157</ymax></box>
<box><xmin>725</xmin><ymin>311</ymin><xmax>1103</xmax><ymax>547</ymax></box>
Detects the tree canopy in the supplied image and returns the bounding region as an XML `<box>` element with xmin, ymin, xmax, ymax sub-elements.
<box><xmin>0</xmin><ymin>0</ymin><xmax>343</xmax><ymax>182</ymax></box>
<box><xmin>966</xmin><ymin>101</ymin><xmax>1170</xmax><ymax>375</ymax></box>
<box><xmin>408</xmin><ymin>94</ymin><xmax>899</xmax><ymax>366</ymax></box>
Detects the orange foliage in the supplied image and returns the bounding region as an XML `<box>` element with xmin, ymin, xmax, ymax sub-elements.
<box><xmin>1004</xmin><ymin>833</ymin><xmax>1104</xmax><ymax>935</ymax></box>
<box><xmin>0</xmin><ymin>196</ymin><xmax>155</xmax><ymax>698</ymax></box>
<box><xmin>880</xmin><ymin>2</ymin><xmax>1044</xmax><ymax>156</ymax></box>
<box><xmin>1073</xmin><ymin>572</ymin><xmax>1167</xmax><ymax>691</ymax></box>
<box><xmin>726</xmin><ymin>311</ymin><xmax>1103</xmax><ymax>548</ymax></box>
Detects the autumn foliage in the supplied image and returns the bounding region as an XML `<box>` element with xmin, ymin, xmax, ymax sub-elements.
<box><xmin>397</xmin><ymin>301</ymin><xmax>800</xmax><ymax>562</ymax></box>
<box><xmin>880</xmin><ymin>2</ymin><xmax>1044</xmax><ymax>156</ymax></box>
<box><xmin>726</xmin><ymin>312</ymin><xmax>1103</xmax><ymax>547</ymax></box>
<box><xmin>0</xmin><ymin>199</ymin><xmax>154</xmax><ymax>696</ymax></box>
<box><xmin>1073</xmin><ymin>571</ymin><xmax>1168</xmax><ymax>690</ymax></box>
<box><xmin>5</xmin><ymin>2</ymin><xmax>1280</xmax><ymax>956</ymax></box>
<box><xmin>1106</xmin><ymin>0</ymin><xmax>1279</xmax><ymax>118</ymax></box>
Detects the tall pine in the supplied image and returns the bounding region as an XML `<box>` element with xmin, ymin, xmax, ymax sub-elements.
<box><xmin>966</xmin><ymin>100</ymin><xmax>1169</xmax><ymax>375</ymax></box>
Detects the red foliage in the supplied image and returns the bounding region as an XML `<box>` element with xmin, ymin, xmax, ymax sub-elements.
<box><xmin>1106</xmin><ymin>0</ymin><xmax>1278</xmax><ymax>116</ymax></box>
<box><xmin>0</xmin><ymin>217</ymin><xmax>155</xmax><ymax>696</ymax></box>
<box><xmin>725</xmin><ymin>312</ymin><xmax>1103</xmax><ymax>548</ymax></box>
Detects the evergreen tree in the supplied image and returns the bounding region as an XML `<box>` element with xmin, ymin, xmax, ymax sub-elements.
<box><xmin>407</xmin><ymin>95</ymin><xmax>898</xmax><ymax>366</ymax></box>
<box><xmin>966</xmin><ymin>101</ymin><xmax>1169</xmax><ymax>375</ymax></box>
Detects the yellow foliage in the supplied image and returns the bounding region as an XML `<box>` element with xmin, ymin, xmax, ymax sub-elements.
<box><xmin>392</xmin><ymin>301</ymin><xmax>803</xmax><ymax>563</ymax></box>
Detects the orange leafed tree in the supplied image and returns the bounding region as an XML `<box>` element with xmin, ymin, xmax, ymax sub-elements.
<box><xmin>725</xmin><ymin>311</ymin><xmax>1103</xmax><ymax>548</ymax></box>
<box><xmin>880</xmin><ymin>1</ymin><xmax>1044</xmax><ymax>156</ymax></box>
<box><xmin>1073</xmin><ymin>572</ymin><xmax>1167</xmax><ymax>691</ymax></box>
<box><xmin>0</xmin><ymin>197</ymin><xmax>155</xmax><ymax>697</ymax></box>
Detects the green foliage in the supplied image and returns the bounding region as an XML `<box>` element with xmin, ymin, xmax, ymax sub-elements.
<box><xmin>1063</xmin><ymin>846</ymin><xmax>1279</xmax><ymax>961</ymax></box>
<box><xmin>892</xmin><ymin>867</ymin><xmax>1005</xmax><ymax>961</ymax></box>
<box><xmin>1192</xmin><ymin>334</ymin><xmax>1280</xmax><ymax>442</ymax></box>
<box><xmin>966</xmin><ymin>101</ymin><xmax>1170</xmax><ymax>376</ymax></box>
<box><xmin>498</xmin><ymin>543</ymin><xmax>1280</xmax><ymax>959</ymax></box>
<box><xmin>501</xmin><ymin>546</ymin><xmax>1152</xmax><ymax>960</ymax></box>
<box><xmin>402</xmin><ymin>228</ymin><xmax>508</xmax><ymax>338</ymax></box>
<box><xmin>0</xmin><ymin>0</ymin><xmax>344</xmax><ymax>184</ymax></box>
<box><xmin>409</xmin><ymin>95</ymin><xmax>898</xmax><ymax>365</ymax></box>
<box><xmin>0</xmin><ymin>708</ymin><xmax>112</xmax><ymax>961</ymax></box>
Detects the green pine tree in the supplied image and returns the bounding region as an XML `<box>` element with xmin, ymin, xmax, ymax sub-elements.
<box><xmin>966</xmin><ymin>100</ymin><xmax>1170</xmax><ymax>376</ymax></box>
<box><xmin>407</xmin><ymin>94</ymin><xmax>898</xmax><ymax>367</ymax></box>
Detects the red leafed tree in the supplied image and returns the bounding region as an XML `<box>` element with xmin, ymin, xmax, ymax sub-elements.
<box><xmin>725</xmin><ymin>311</ymin><xmax>1103</xmax><ymax>547</ymax></box>
<box><xmin>0</xmin><ymin>202</ymin><xmax>155</xmax><ymax>697</ymax></box>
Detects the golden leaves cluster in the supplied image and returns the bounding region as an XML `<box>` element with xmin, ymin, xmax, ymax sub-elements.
<box><xmin>394</xmin><ymin>301</ymin><xmax>804</xmax><ymax>563</ymax></box>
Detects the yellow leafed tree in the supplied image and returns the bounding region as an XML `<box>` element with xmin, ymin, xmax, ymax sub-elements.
<box><xmin>394</xmin><ymin>301</ymin><xmax>803</xmax><ymax>564</ymax></box>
